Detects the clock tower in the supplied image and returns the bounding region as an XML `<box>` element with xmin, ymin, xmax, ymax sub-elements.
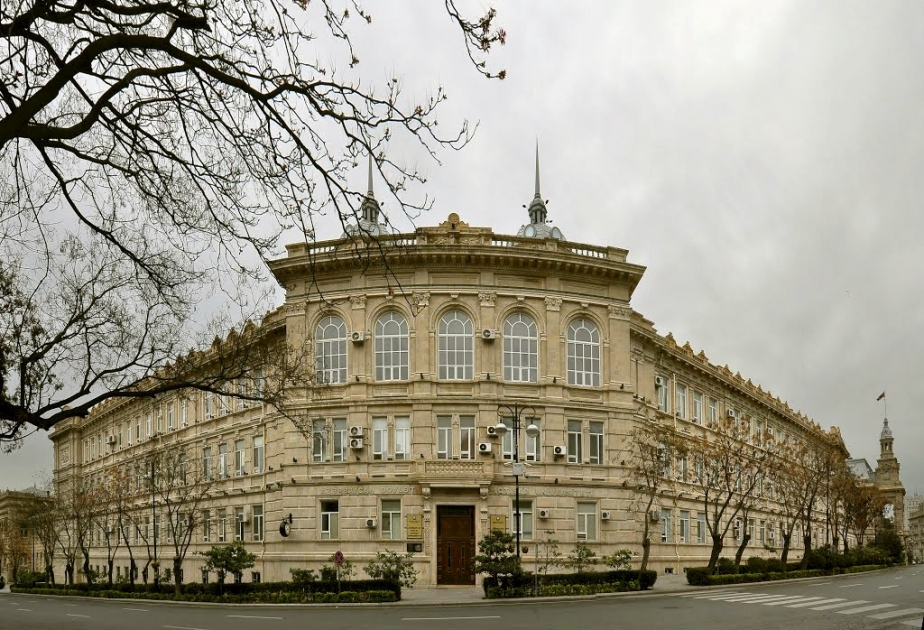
<box><xmin>876</xmin><ymin>418</ymin><xmax>906</xmax><ymax>534</ymax></box>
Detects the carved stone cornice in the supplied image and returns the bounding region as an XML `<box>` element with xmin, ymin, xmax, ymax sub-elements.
<box><xmin>545</xmin><ymin>296</ymin><xmax>562</xmax><ymax>312</ymax></box>
<box><xmin>350</xmin><ymin>295</ymin><xmax>366</xmax><ymax>309</ymax></box>
<box><xmin>608</xmin><ymin>304</ymin><xmax>632</xmax><ymax>320</ymax></box>
<box><xmin>478</xmin><ymin>292</ymin><xmax>496</xmax><ymax>307</ymax></box>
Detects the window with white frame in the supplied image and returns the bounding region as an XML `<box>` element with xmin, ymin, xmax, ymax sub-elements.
<box><xmin>513</xmin><ymin>499</ymin><xmax>533</xmax><ymax>541</ymax></box>
<box><xmin>181</xmin><ymin>399</ymin><xmax>188</xmax><ymax>427</ymax></box>
<box><xmin>679</xmin><ymin>510</ymin><xmax>690</xmax><ymax>543</ymax></box>
<box><xmin>156</xmin><ymin>406</ymin><xmax>163</xmax><ymax>433</ymax></box>
<box><xmin>381</xmin><ymin>499</ymin><xmax>401</xmax><ymax>540</ymax></box>
<box><xmin>660</xmin><ymin>508</ymin><xmax>672</xmax><ymax>542</ymax></box>
<box><xmin>204</xmin><ymin>392</ymin><xmax>213</xmax><ymax>420</ymax></box>
<box><xmin>657</xmin><ymin>377</ymin><xmax>669</xmax><ymax>412</ymax></box>
<box><xmin>566</xmin><ymin>318</ymin><xmax>600</xmax><ymax>386</ymax></box>
<box><xmin>372</xmin><ymin>417</ymin><xmax>388</xmax><ymax>460</ymax></box>
<box><xmin>697</xmin><ymin>513</ymin><xmax>706</xmax><ymax>543</ymax></box>
<box><xmin>437</xmin><ymin>416</ymin><xmax>452</xmax><ymax>459</ymax></box>
<box><xmin>375</xmin><ymin>312</ymin><xmax>409</xmax><ymax>381</ymax></box>
<box><xmin>312</xmin><ymin>418</ymin><xmax>327</xmax><ymax>462</ymax></box>
<box><xmin>503</xmin><ymin>313</ymin><xmax>538</xmax><ymax>383</ymax></box>
<box><xmin>567</xmin><ymin>420</ymin><xmax>582</xmax><ymax>463</ymax></box>
<box><xmin>202</xmin><ymin>510</ymin><xmax>211</xmax><ymax>543</ymax></box>
<box><xmin>217</xmin><ymin>509</ymin><xmax>227</xmax><ymax>542</ymax></box>
<box><xmin>203</xmin><ymin>447</ymin><xmax>212</xmax><ymax>481</ymax></box>
<box><xmin>179</xmin><ymin>452</ymin><xmax>187</xmax><ymax>485</ymax></box>
<box><xmin>759</xmin><ymin>520</ymin><xmax>766</xmax><ymax>543</ymax></box>
<box><xmin>500</xmin><ymin>417</ymin><xmax>514</xmax><ymax>459</ymax></box>
<box><xmin>218</xmin><ymin>443</ymin><xmax>228</xmax><ymax>478</ymax></box>
<box><xmin>708</xmin><ymin>397</ymin><xmax>718</xmax><ymax>425</ymax></box>
<box><xmin>576</xmin><ymin>502</ymin><xmax>597</xmax><ymax>541</ymax></box>
<box><xmin>135</xmin><ymin>417</ymin><xmax>141</xmax><ymax>443</ymax></box>
<box><xmin>748</xmin><ymin>518</ymin><xmax>755</xmax><ymax>541</ymax></box>
<box><xmin>694</xmin><ymin>452</ymin><xmax>704</xmax><ymax>483</ymax></box>
<box><xmin>253</xmin><ymin>369</ymin><xmax>264</xmax><ymax>398</ymax></box>
<box><xmin>394</xmin><ymin>417</ymin><xmax>410</xmax><ymax>460</ymax></box>
<box><xmin>252</xmin><ymin>436</ymin><xmax>264</xmax><ymax>474</ymax></box>
<box><xmin>235</xmin><ymin>439</ymin><xmax>245</xmax><ymax>475</ymax></box>
<box><xmin>316</xmin><ymin>315</ymin><xmax>348</xmax><ymax>384</ymax></box>
<box><xmin>332</xmin><ymin>419</ymin><xmax>347</xmax><ymax>462</ymax></box>
<box><xmin>677</xmin><ymin>454</ymin><xmax>688</xmax><ymax>481</ymax></box>
<box><xmin>83</xmin><ymin>439</ymin><xmax>90</xmax><ymax>462</ymax></box>
<box><xmin>320</xmin><ymin>501</ymin><xmax>339</xmax><ymax>539</ymax></box>
<box><xmin>146</xmin><ymin>412</ymin><xmax>152</xmax><ymax>437</ymax></box>
<box><xmin>252</xmin><ymin>505</ymin><xmax>264</xmax><ymax>542</ymax></box>
<box><xmin>459</xmin><ymin>416</ymin><xmax>475</xmax><ymax>460</ymax></box>
<box><xmin>167</xmin><ymin>403</ymin><xmax>175</xmax><ymax>430</ymax></box>
<box><xmin>692</xmin><ymin>391</ymin><xmax>703</xmax><ymax>424</ymax></box>
<box><xmin>525</xmin><ymin>419</ymin><xmax>540</xmax><ymax>462</ymax></box>
<box><xmin>437</xmin><ymin>310</ymin><xmax>473</xmax><ymax>380</ymax></box>
<box><xmin>589</xmin><ymin>422</ymin><xmax>604</xmax><ymax>465</ymax></box>
<box><xmin>234</xmin><ymin>507</ymin><xmax>245</xmax><ymax>541</ymax></box>
<box><xmin>675</xmin><ymin>383</ymin><xmax>687</xmax><ymax>418</ymax></box>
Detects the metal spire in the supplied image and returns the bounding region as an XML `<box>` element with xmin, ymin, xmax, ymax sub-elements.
<box><xmin>361</xmin><ymin>151</ymin><xmax>378</xmax><ymax>224</ymax></box>
<box><xmin>534</xmin><ymin>141</ymin><xmax>541</xmax><ymax>200</ymax></box>
<box><xmin>367</xmin><ymin>151</ymin><xmax>374</xmax><ymax>197</ymax></box>
<box><xmin>527</xmin><ymin>141</ymin><xmax>547</xmax><ymax>225</ymax></box>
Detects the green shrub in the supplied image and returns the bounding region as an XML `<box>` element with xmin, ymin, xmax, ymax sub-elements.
<box><xmin>14</xmin><ymin>571</ymin><xmax>47</xmax><ymax>588</ymax></box>
<box><xmin>483</xmin><ymin>568</ymin><xmax>656</xmax><ymax>597</ymax></box>
<box><xmin>565</xmin><ymin>542</ymin><xmax>598</xmax><ymax>573</ymax></box>
<box><xmin>290</xmin><ymin>568</ymin><xmax>317</xmax><ymax>585</ymax></box>
<box><xmin>364</xmin><ymin>551</ymin><xmax>418</xmax><ymax>588</ymax></box>
<box><xmin>764</xmin><ymin>558</ymin><xmax>785</xmax><ymax>573</ymax></box>
<box><xmin>745</xmin><ymin>557</ymin><xmax>767</xmax><ymax>574</ymax></box>
<box><xmin>686</xmin><ymin>567</ymin><xmax>712</xmax><ymax>585</ymax></box>
<box><xmin>715</xmin><ymin>558</ymin><xmax>738</xmax><ymax>575</ymax></box>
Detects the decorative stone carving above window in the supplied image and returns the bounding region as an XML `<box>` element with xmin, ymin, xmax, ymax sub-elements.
<box><xmin>608</xmin><ymin>304</ymin><xmax>632</xmax><ymax>320</ymax></box>
<box><xmin>544</xmin><ymin>296</ymin><xmax>562</xmax><ymax>311</ymax></box>
<box><xmin>350</xmin><ymin>295</ymin><xmax>366</xmax><ymax>309</ymax></box>
<box><xmin>478</xmin><ymin>292</ymin><xmax>496</xmax><ymax>307</ymax></box>
<box><xmin>412</xmin><ymin>292</ymin><xmax>430</xmax><ymax>308</ymax></box>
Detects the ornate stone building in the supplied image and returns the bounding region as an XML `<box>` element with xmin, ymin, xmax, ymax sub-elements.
<box><xmin>49</xmin><ymin>162</ymin><xmax>843</xmax><ymax>585</ymax></box>
<box><xmin>846</xmin><ymin>418</ymin><xmax>906</xmax><ymax>536</ymax></box>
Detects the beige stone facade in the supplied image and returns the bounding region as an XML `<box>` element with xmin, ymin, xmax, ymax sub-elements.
<box><xmin>49</xmin><ymin>210</ymin><xmax>841</xmax><ymax>585</ymax></box>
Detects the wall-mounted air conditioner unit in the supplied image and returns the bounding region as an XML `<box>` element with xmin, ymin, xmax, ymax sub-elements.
<box><xmin>485</xmin><ymin>425</ymin><xmax>499</xmax><ymax>437</ymax></box>
<box><xmin>106</xmin><ymin>435</ymin><xmax>116</xmax><ymax>445</ymax></box>
<box><xmin>649</xmin><ymin>510</ymin><xmax>660</xmax><ymax>522</ymax></box>
<box><xmin>365</xmin><ymin>518</ymin><xmax>377</xmax><ymax>528</ymax></box>
<box><xmin>538</xmin><ymin>509</ymin><xmax>550</xmax><ymax>519</ymax></box>
<box><xmin>349</xmin><ymin>426</ymin><xmax>363</xmax><ymax>437</ymax></box>
<box><xmin>552</xmin><ymin>445</ymin><xmax>566</xmax><ymax>457</ymax></box>
<box><xmin>478</xmin><ymin>442</ymin><xmax>491</xmax><ymax>454</ymax></box>
<box><xmin>727</xmin><ymin>409</ymin><xmax>737</xmax><ymax>418</ymax></box>
<box><xmin>655</xmin><ymin>376</ymin><xmax>669</xmax><ymax>388</ymax></box>
<box><xmin>350</xmin><ymin>438</ymin><xmax>364</xmax><ymax>449</ymax></box>
<box><xmin>601</xmin><ymin>511</ymin><xmax>612</xmax><ymax>521</ymax></box>
<box><xmin>351</xmin><ymin>331</ymin><xmax>365</xmax><ymax>344</ymax></box>
<box><xmin>481</xmin><ymin>328</ymin><xmax>497</xmax><ymax>340</ymax></box>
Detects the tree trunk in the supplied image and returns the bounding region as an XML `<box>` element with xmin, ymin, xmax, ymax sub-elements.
<box><xmin>734</xmin><ymin>533</ymin><xmax>751</xmax><ymax>568</ymax></box>
<box><xmin>640</xmin><ymin>535</ymin><xmax>651</xmax><ymax>572</ymax></box>
<box><xmin>82</xmin><ymin>554</ymin><xmax>92</xmax><ymax>584</ymax></box>
<box><xmin>780</xmin><ymin>533</ymin><xmax>791</xmax><ymax>567</ymax></box>
<box><xmin>107</xmin><ymin>559</ymin><xmax>114</xmax><ymax>586</ymax></box>
<box><xmin>799</xmin><ymin>533</ymin><xmax>812</xmax><ymax>569</ymax></box>
<box><xmin>707</xmin><ymin>534</ymin><xmax>724</xmax><ymax>570</ymax></box>
<box><xmin>129</xmin><ymin>559</ymin><xmax>137</xmax><ymax>586</ymax></box>
<box><xmin>65</xmin><ymin>562</ymin><xmax>74</xmax><ymax>585</ymax></box>
<box><xmin>173</xmin><ymin>556</ymin><xmax>183</xmax><ymax>596</ymax></box>
<box><xmin>46</xmin><ymin>564</ymin><xmax>55</xmax><ymax>585</ymax></box>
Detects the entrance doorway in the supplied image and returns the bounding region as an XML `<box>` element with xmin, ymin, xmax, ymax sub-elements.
<box><xmin>436</xmin><ymin>505</ymin><xmax>476</xmax><ymax>585</ymax></box>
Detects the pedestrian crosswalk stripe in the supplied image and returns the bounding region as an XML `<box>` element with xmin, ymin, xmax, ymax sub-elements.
<box><xmin>763</xmin><ymin>597</ymin><xmax>823</xmax><ymax>607</ymax></box>
<box><xmin>809</xmin><ymin>600</ymin><xmax>871</xmax><ymax>611</ymax></box>
<box><xmin>900</xmin><ymin>620</ymin><xmax>923</xmax><ymax>627</ymax></box>
<box><xmin>727</xmin><ymin>595</ymin><xmax>796</xmax><ymax>603</ymax></box>
<box><xmin>695</xmin><ymin>593</ymin><xmax>754</xmax><ymax>600</ymax></box>
<box><xmin>679</xmin><ymin>590</ymin><xmax>743</xmax><ymax>598</ymax></box>
<box><xmin>787</xmin><ymin>598</ymin><xmax>845</xmax><ymax>608</ymax></box>
<box><xmin>868</xmin><ymin>608</ymin><xmax>924</xmax><ymax>620</ymax></box>
<box><xmin>836</xmin><ymin>603</ymin><xmax>896</xmax><ymax>615</ymax></box>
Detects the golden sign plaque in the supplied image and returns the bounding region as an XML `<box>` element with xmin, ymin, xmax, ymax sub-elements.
<box><xmin>406</xmin><ymin>513</ymin><xmax>423</xmax><ymax>539</ymax></box>
<box><xmin>490</xmin><ymin>514</ymin><xmax>507</xmax><ymax>531</ymax></box>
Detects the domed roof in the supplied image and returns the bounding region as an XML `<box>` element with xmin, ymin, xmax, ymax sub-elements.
<box><xmin>881</xmin><ymin>418</ymin><xmax>893</xmax><ymax>439</ymax></box>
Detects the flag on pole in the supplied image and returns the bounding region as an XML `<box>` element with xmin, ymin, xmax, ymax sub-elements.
<box><xmin>877</xmin><ymin>392</ymin><xmax>886</xmax><ymax>401</ymax></box>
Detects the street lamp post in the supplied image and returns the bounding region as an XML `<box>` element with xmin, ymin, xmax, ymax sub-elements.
<box><xmin>494</xmin><ymin>404</ymin><xmax>540</xmax><ymax>562</ymax></box>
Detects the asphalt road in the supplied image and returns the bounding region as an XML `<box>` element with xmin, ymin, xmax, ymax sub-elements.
<box><xmin>2</xmin><ymin>565</ymin><xmax>923</xmax><ymax>630</ymax></box>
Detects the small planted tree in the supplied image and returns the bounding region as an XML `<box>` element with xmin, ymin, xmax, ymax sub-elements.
<box><xmin>198</xmin><ymin>541</ymin><xmax>255</xmax><ymax>594</ymax></box>
<box><xmin>566</xmin><ymin>541</ymin><xmax>598</xmax><ymax>573</ymax></box>
<box><xmin>603</xmin><ymin>549</ymin><xmax>633</xmax><ymax>570</ymax></box>
<box><xmin>364</xmin><ymin>551</ymin><xmax>419</xmax><ymax>587</ymax></box>
<box><xmin>474</xmin><ymin>530</ymin><xmax>521</xmax><ymax>590</ymax></box>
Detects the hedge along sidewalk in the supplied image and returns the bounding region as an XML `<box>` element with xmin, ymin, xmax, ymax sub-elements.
<box><xmin>685</xmin><ymin>564</ymin><xmax>894</xmax><ymax>588</ymax></box>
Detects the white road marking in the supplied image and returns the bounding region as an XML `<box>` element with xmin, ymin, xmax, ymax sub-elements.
<box><xmin>16</xmin><ymin>609</ymin><xmax>32</xmax><ymax>612</ymax></box>
<box><xmin>763</xmin><ymin>596</ymin><xmax>823</xmax><ymax>606</ymax></box>
<box><xmin>679</xmin><ymin>590</ymin><xmax>743</xmax><ymax>598</ymax></box>
<box><xmin>67</xmin><ymin>613</ymin><xmax>91</xmax><ymax>618</ymax></box>
<box><xmin>694</xmin><ymin>592</ymin><xmax>755</xmax><ymax>600</ymax></box>
<box><xmin>809</xmin><ymin>582</ymin><xmax>832</xmax><ymax>586</ymax></box>
<box><xmin>839</xmin><ymin>583</ymin><xmax>863</xmax><ymax>588</ymax></box>
<box><xmin>810</xmin><ymin>600</ymin><xmax>871</xmax><ymax>611</ymax></box>
<box><xmin>64</xmin><ymin>603</ymin><xmax>78</xmax><ymax>607</ymax></box>
<box><xmin>124</xmin><ymin>608</ymin><xmax>150</xmax><ymax>612</ymax></box>
<box><xmin>226</xmin><ymin>615</ymin><xmax>283</xmax><ymax>620</ymax></box>
<box><xmin>787</xmin><ymin>598</ymin><xmax>845</xmax><ymax>608</ymax></box>
<box><xmin>879</xmin><ymin>585</ymin><xmax>899</xmax><ymax>589</ymax></box>
<box><xmin>725</xmin><ymin>594</ymin><xmax>793</xmax><ymax>603</ymax></box>
<box><xmin>901</xmin><ymin>620</ymin><xmax>924</xmax><ymax>627</ymax></box>
<box><xmin>164</xmin><ymin>626</ymin><xmax>210</xmax><ymax>630</ymax></box>
<box><xmin>868</xmin><ymin>608</ymin><xmax>924</xmax><ymax>620</ymax></box>
<box><xmin>836</xmin><ymin>603</ymin><xmax>896</xmax><ymax>615</ymax></box>
<box><xmin>403</xmin><ymin>616</ymin><xmax>502</xmax><ymax>621</ymax></box>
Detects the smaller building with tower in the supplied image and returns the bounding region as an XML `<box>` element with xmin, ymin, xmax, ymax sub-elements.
<box><xmin>846</xmin><ymin>417</ymin><xmax>906</xmax><ymax>535</ymax></box>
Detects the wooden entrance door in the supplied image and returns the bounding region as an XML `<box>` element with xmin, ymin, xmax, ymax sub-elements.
<box><xmin>436</xmin><ymin>505</ymin><xmax>476</xmax><ymax>585</ymax></box>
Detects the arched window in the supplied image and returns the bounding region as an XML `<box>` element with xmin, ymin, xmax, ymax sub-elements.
<box><xmin>374</xmin><ymin>312</ymin><xmax>409</xmax><ymax>381</ymax></box>
<box><xmin>503</xmin><ymin>313</ymin><xmax>538</xmax><ymax>383</ymax></box>
<box><xmin>437</xmin><ymin>310</ymin><xmax>473</xmax><ymax>380</ymax></box>
<box><xmin>566</xmin><ymin>318</ymin><xmax>600</xmax><ymax>386</ymax></box>
<box><xmin>316</xmin><ymin>315</ymin><xmax>347</xmax><ymax>384</ymax></box>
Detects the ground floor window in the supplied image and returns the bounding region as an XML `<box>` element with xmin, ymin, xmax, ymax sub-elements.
<box><xmin>381</xmin><ymin>499</ymin><xmax>401</xmax><ymax>540</ymax></box>
<box><xmin>321</xmin><ymin>500</ymin><xmax>339</xmax><ymax>539</ymax></box>
<box><xmin>576</xmin><ymin>501</ymin><xmax>596</xmax><ymax>541</ymax></box>
<box><xmin>513</xmin><ymin>500</ymin><xmax>533</xmax><ymax>541</ymax></box>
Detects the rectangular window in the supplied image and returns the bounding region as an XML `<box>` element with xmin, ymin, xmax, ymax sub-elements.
<box><xmin>576</xmin><ymin>502</ymin><xmax>596</xmax><ymax>541</ymax></box>
<box><xmin>589</xmin><ymin>422</ymin><xmax>604</xmax><ymax>464</ymax></box>
<box><xmin>381</xmin><ymin>499</ymin><xmax>401</xmax><ymax>540</ymax></box>
<box><xmin>748</xmin><ymin>518</ymin><xmax>755</xmax><ymax>541</ymax></box>
<box><xmin>513</xmin><ymin>500</ymin><xmax>533</xmax><ymax>541</ymax></box>
<box><xmin>332</xmin><ymin>419</ymin><xmax>347</xmax><ymax>462</ymax></box>
<box><xmin>321</xmin><ymin>500</ymin><xmax>339</xmax><ymax>540</ymax></box>
<box><xmin>675</xmin><ymin>383</ymin><xmax>687</xmax><ymax>418</ymax></box>
<box><xmin>677</xmin><ymin>455</ymin><xmax>688</xmax><ymax>481</ymax></box>
<box><xmin>759</xmin><ymin>520</ymin><xmax>766</xmax><ymax>544</ymax></box>
<box><xmin>394</xmin><ymin>417</ymin><xmax>410</xmax><ymax>460</ymax></box>
<box><xmin>459</xmin><ymin>416</ymin><xmax>476</xmax><ymax>460</ymax></box>
<box><xmin>202</xmin><ymin>510</ymin><xmax>211</xmax><ymax>543</ymax></box>
<box><xmin>146</xmin><ymin>412</ymin><xmax>152</xmax><ymax>437</ymax></box>
<box><xmin>372</xmin><ymin>417</ymin><xmax>388</xmax><ymax>460</ymax></box>
<box><xmin>525</xmin><ymin>419</ymin><xmax>540</xmax><ymax>462</ymax></box>
<box><xmin>204</xmin><ymin>392</ymin><xmax>214</xmax><ymax>420</ymax></box>
<box><xmin>235</xmin><ymin>507</ymin><xmax>245</xmax><ymax>541</ymax></box>
<box><xmin>697</xmin><ymin>513</ymin><xmax>706</xmax><ymax>544</ymax></box>
<box><xmin>179</xmin><ymin>452</ymin><xmax>187</xmax><ymax>485</ymax></box>
<box><xmin>237</xmin><ymin>378</ymin><xmax>249</xmax><ymax>410</ymax></box>
<box><xmin>136</xmin><ymin>417</ymin><xmax>141</xmax><ymax>442</ymax></box>
<box><xmin>218</xmin><ymin>443</ymin><xmax>228</xmax><ymax>478</ymax></box>
<box><xmin>692</xmin><ymin>392</ymin><xmax>703</xmax><ymax>424</ymax></box>
<box><xmin>156</xmin><ymin>406</ymin><xmax>163</xmax><ymax>433</ymax></box>
<box><xmin>181</xmin><ymin>399</ymin><xmax>188</xmax><ymax>428</ymax></box>
<box><xmin>203</xmin><ymin>447</ymin><xmax>213</xmax><ymax>481</ymax></box>
<box><xmin>657</xmin><ymin>377</ymin><xmax>670</xmax><ymax>411</ymax></box>
<box><xmin>437</xmin><ymin>416</ymin><xmax>452</xmax><ymax>459</ymax></box>
<box><xmin>313</xmin><ymin>418</ymin><xmax>327</xmax><ymax>462</ymax></box>
<box><xmin>220</xmin><ymin>393</ymin><xmax>231</xmax><ymax>416</ymax></box>
<box><xmin>708</xmin><ymin>398</ymin><xmax>718</xmax><ymax>426</ymax></box>
<box><xmin>167</xmin><ymin>403</ymin><xmax>175</xmax><ymax>431</ymax></box>
<box><xmin>118</xmin><ymin>424</ymin><xmax>123</xmax><ymax>449</ymax></box>
<box><xmin>252</xmin><ymin>436</ymin><xmax>264</xmax><ymax>474</ymax></box>
<box><xmin>218</xmin><ymin>509</ymin><xmax>227</xmax><ymax>542</ymax></box>
<box><xmin>567</xmin><ymin>420</ymin><xmax>582</xmax><ymax>463</ymax></box>
<box><xmin>661</xmin><ymin>508</ymin><xmax>672</xmax><ymax>542</ymax></box>
<box><xmin>680</xmin><ymin>510</ymin><xmax>690</xmax><ymax>543</ymax></box>
<box><xmin>252</xmin><ymin>505</ymin><xmax>264</xmax><ymax>542</ymax></box>
<box><xmin>84</xmin><ymin>440</ymin><xmax>90</xmax><ymax>463</ymax></box>
<box><xmin>501</xmin><ymin>418</ymin><xmax>514</xmax><ymax>460</ymax></box>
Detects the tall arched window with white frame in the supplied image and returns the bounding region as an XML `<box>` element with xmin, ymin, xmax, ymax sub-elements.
<box><xmin>566</xmin><ymin>318</ymin><xmax>600</xmax><ymax>386</ymax></box>
<box><xmin>503</xmin><ymin>313</ymin><xmax>538</xmax><ymax>382</ymax></box>
<box><xmin>316</xmin><ymin>315</ymin><xmax>347</xmax><ymax>384</ymax></box>
<box><xmin>374</xmin><ymin>312</ymin><xmax>409</xmax><ymax>381</ymax></box>
<box><xmin>437</xmin><ymin>310</ymin><xmax>473</xmax><ymax>380</ymax></box>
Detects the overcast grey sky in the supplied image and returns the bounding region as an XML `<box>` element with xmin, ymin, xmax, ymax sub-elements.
<box><xmin>3</xmin><ymin>1</ymin><xmax>921</xmax><ymax>498</ymax></box>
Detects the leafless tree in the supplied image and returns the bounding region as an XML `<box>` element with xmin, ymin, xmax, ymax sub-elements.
<box><xmin>0</xmin><ymin>0</ymin><xmax>505</xmax><ymax>446</ymax></box>
<box><xmin>55</xmin><ymin>475</ymin><xmax>97</xmax><ymax>584</ymax></box>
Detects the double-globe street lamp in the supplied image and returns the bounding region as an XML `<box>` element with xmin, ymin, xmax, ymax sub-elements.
<box><xmin>494</xmin><ymin>404</ymin><xmax>540</xmax><ymax>561</ymax></box>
